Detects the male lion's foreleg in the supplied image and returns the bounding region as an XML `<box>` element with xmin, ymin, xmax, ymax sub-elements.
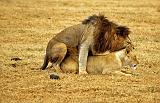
<box><xmin>78</xmin><ymin>44</ymin><xmax>89</xmax><ymax>75</ymax></box>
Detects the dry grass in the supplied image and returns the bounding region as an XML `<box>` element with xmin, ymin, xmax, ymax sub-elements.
<box><xmin>0</xmin><ymin>0</ymin><xmax>160</xmax><ymax>103</ymax></box>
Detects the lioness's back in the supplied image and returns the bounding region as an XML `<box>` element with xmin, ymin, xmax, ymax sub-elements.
<box><xmin>61</xmin><ymin>53</ymin><xmax>120</xmax><ymax>74</ymax></box>
<box><xmin>86</xmin><ymin>54</ymin><xmax>120</xmax><ymax>74</ymax></box>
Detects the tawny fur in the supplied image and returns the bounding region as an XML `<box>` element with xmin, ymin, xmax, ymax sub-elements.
<box><xmin>60</xmin><ymin>49</ymin><xmax>139</xmax><ymax>74</ymax></box>
<box><xmin>41</xmin><ymin>14</ymin><xmax>132</xmax><ymax>74</ymax></box>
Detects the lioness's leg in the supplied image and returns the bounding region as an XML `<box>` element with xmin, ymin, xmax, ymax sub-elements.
<box><xmin>102</xmin><ymin>69</ymin><xmax>113</xmax><ymax>75</ymax></box>
<box><xmin>50</xmin><ymin>43</ymin><xmax>67</xmax><ymax>72</ymax></box>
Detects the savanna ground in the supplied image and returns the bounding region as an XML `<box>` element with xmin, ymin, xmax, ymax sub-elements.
<box><xmin>0</xmin><ymin>0</ymin><xmax>160</xmax><ymax>102</ymax></box>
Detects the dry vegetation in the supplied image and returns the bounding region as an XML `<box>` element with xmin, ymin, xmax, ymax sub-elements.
<box><xmin>0</xmin><ymin>0</ymin><xmax>160</xmax><ymax>103</ymax></box>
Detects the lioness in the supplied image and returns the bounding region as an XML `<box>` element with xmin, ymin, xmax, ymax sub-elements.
<box><xmin>60</xmin><ymin>49</ymin><xmax>139</xmax><ymax>75</ymax></box>
<box><xmin>41</xmin><ymin>14</ymin><xmax>132</xmax><ymax>74</ymax></box>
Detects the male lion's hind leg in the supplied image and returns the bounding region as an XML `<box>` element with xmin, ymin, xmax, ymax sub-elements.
<box><xmin>51</xmin><ymin>59</ymin><xmax>64</xmax><ymax>73</ymax></box>
<box><xmin>50</xmin><ymin>43</ymin><xmax>67</xmax><ymax>73</ymax></box>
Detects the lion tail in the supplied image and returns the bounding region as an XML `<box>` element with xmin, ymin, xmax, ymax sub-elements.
<box><xmin>41</xmin><ymin>54</ymin><xmax>49</xmax><ymax>70</ymax></box>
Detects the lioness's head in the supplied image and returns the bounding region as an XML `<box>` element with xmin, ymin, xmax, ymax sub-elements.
<box><xmin>124</xmin><ymin>52</ymin><xmax>139</xmax><ymax>70</ymax></box>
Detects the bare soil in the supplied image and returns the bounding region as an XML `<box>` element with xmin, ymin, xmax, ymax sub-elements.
<box><xmin>0</xmin><ymin>0</ymin><xmax>160</xmax><ymax>103</ymax></box>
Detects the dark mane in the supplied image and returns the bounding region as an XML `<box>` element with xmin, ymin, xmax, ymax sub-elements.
<box><xmin>83</xmin><ymin>14</ymin><xmax>131</xmax><ymax>53</ymax></box>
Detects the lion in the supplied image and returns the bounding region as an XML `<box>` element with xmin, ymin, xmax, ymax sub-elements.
<box><xmin>60</xmin><ymin>48</ymin><xmax>139</xmax><ymax>75</ymax></box>
<box><xmin>41</xmin><ymin>14</ymin><xmax>132</xmax><ymax>74</ymax></box>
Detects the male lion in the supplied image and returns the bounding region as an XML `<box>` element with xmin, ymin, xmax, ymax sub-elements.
<box><xmin>60</xmin><ymin>49</ymin><xmax>139</xmax><ymax>75</ymax></box>
<box><xmin>41</xmin><ymin>14</ymin><xmax>132</xmax><ymax>74</ymax></box>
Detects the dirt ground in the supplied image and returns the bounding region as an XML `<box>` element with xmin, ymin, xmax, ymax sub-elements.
<box><xmin>0</xmin><ymin>0</ymin><xmax>160</xmax><ymax>103</ymax></box>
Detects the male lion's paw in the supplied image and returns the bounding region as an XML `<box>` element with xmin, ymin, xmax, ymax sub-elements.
<box><xmin>79</xmin><ymin>70</ymin><xmax>88</xmax><ymax>75</ymax></box>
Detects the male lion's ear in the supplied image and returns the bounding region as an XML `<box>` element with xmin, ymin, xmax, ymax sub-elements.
<box><xmin>116</xmin><ymin>26</ymin><xmax>130</xmax><ymax>38</ymax></box>
<box><xmin>82</xmin><ymin>14</ymin><xmax>98</xmax><ymax>25</ymax></box>
<box><xmin>90</xmin><ymin>19</ymin><xmax>98</xmax><ymax>25</ymax></box>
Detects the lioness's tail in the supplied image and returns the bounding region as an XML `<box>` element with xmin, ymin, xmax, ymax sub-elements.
<box><xmin>41</xmin><ymin>55</ymin><xmax>49</xmax><ymax>70</ymax></box>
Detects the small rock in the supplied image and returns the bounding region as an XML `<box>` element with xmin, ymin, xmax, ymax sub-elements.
<box><xmin>50</xmin><ymin>74</ymin><xmax>60</xmax><ymax>80</ymax></box>
<box><xmin>11</xmin><ymin>64</ymin><xmax>16</xmax><ymax>68</ymax></box>
<box><xmin>11</xmin><ymin>57</ymin><xmax>22</xmax><ymax>61</ymax></box>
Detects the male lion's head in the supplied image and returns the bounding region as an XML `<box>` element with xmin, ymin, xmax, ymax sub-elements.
<box><xmin>83</xmin><ymin>14</ymin><xmax>133</xmax><ymax>53</ymax></box>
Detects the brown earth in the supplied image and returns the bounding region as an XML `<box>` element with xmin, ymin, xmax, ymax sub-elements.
<box><xmin>0</xmin><ymin>0</ymin><xmax>160</xmax><ymax>103</ymax></box>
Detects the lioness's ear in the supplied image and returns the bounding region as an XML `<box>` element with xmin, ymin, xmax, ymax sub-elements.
<box><xmin>125</xmin><ymin>48</ymin><xmax>130</xmax><ymax>54</ymax></box>
<box><xmin>126</xmin><ymin>49</ymin><xmax>130</xmax><ymax>54</ymax></box>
